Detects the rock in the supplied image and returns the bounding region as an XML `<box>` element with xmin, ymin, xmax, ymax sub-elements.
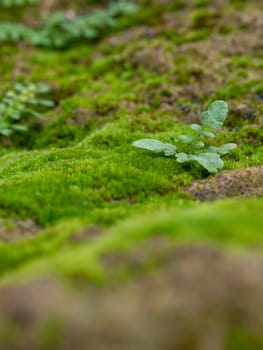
<box><xmin>2</xmin><ymin>244</ymin><xmax>263</xmax><ymax>349</ymax></box>
<box><xmin>186</xmin><ymin>165</ymin><xmax>263</xmax><ymax>201</ymax></box>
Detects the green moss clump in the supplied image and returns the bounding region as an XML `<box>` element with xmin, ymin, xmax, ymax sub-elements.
<box><xmin>2</xmin><ymin>197</ymin><xmax>262</xmax><ymax>283</ymax></box>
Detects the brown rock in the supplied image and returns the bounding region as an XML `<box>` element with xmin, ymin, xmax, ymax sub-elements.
<box><xmin>2</xmin><ymin>244</ymin><xmax>263</xmax><ymax>349</ymax></box>
<box><xmin>186</xmin><ymin>165</ymin><xmax>263</xmax><ymax>201</ymax></box>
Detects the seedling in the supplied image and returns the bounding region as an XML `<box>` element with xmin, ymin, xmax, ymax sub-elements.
<box><xmin>133</xmin><ymin>100</ymin><xmax>237</xmax><ymax>173</ymax></box>
<box><xmin>0</xmin><ymin>0</ymin><xmax>38</xmax><ymax>6</ymax></box>
<box><xmin>0</xmin><ymin>82</ymin><xmax>55</xmax><ymax>136</ymax></box>
<box><xmin>0</xmin><ymin>1</ymin><xmax>138</xmax><ymax>49</ymax></box>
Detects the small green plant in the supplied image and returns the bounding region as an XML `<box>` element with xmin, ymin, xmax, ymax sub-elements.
<box><xmin>0</xmin><ymin>83</ymin><xmax>55</xmax><ymax>136</ymax></box>
<box><xmin>0</xmin><ymin>0</ymin><xmax>37</xmax><ymax>6</ymax></box>
<box><xmin>0</xmin><ymin>22</ymin><xmax>32</xmax><ymax>42</ymax></box>
<box><xmin>0</xmin><ymin>1</ymin><xmax>138</xmax><ymax>49</ymax></box>
<box><xmin>133</xmin><ymin>101</ymin><xmax>237</xmax><ymax>173</ymax></box>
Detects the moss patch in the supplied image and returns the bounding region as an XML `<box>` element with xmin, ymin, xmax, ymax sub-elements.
<box><xmin>0</xmin><ymin>0</ymin><xmax>263</xmax><ymax>348</ymax></box>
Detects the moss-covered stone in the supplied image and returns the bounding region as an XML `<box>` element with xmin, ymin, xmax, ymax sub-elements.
<box><xmin>0</xmin><ymin>0</ymin><xmax>263</xmax><ymax>348</ymax></box>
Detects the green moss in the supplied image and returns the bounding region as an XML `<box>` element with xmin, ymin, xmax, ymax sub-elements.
<box><xmin>193</xmin><ymin>0</ymin><xmax>209</xmax><ymax>8</ymax></box>
<box><xmin>229</xmin><ymin>0</ymin><xmax>249</xmax><ymax>9</ymax></box>
<box><xmin>229</xmin><ymin>55</ymin><xmax>256</xmax><ymax>69</ymax></box>
<box><xmin>0</xmin><ymin>138</ymin><xmax>191</xmax><ymax>225</ymax></box>
<box><xmin>227</xmin><ymin>328</ymin><xmax>263</xmax><ymax>350</ymax></box>
<box><xmin>38</xmin><ymin>318</ymin><xmax>64</xmax><ymax>350</ymax></box>
<box><xmin>174</xmin><ymin>28</ymin><xmax>212</xmax><ymax>45</ymax></box>
<box><xmin>0</xmin><ymin>1</ymin><xmax>263</xmax><ymax>349</ymax></box>
<box><xmin>0</xmin><ymin>220</ymin><xmax>83</xmax><ymax>277</ymax></box>
<box><xmin>0</xmin><ymin>320</ymin><xmax>21</xmax><ymax>348</ymax></box>
<box><xmin>0</xmin><ymin>0</ymin><xmax>261</xmax><ymax>271</ymax></box>
<box><xmin>4</xmin><ymin>197</ymin><xmax>262</xmax><ymax>283</ymax></box>
<box><xmin>212</xmin><ymin>79</ymin><xmax>262</xmax><ymax>100</ymax></box>
<box><xmin>191</xmin><ymin>9</ymin><xmax>221</xmax><ymax>29</ymax></box>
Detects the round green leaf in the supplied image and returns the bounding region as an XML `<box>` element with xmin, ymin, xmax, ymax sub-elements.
<box><xmin>201</xmin><ymin>100</ymin><xmax>228</xmax><ymax>129</ymax></box>
<box><xmin>132</xmin><ymin>139</ymin><xmax>176</xmax><ymax>156</ymax></box>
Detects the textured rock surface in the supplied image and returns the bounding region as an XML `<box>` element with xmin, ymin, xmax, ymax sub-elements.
<box><xmin>1</xmin><ymin>244</ymin><xmax>263</xmax><ymax>350</ymax></box>
<box><xmin>186</xmin><ymin>165</ymin><xmax>263</xmax><ymax>201</ymax></box>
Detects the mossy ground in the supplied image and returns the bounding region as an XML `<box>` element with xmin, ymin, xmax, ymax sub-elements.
<box><xmin>0</xmin><ymin>0</ymin><xmax>263</xmax><ymax>349</ymax></box>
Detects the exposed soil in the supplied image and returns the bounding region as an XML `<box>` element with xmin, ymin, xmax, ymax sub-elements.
<box><xmin>70</xmin><ymin>225</ymin><xmax>103</xmax><ymax>243</ymax></box>
<box><xmin>186</xmin><ymin>165</ymin><xmax>263</xmax><ymax>201</ymax></box>
<box><xmin>0</xmin><ymin>219</ymin><xmax>40</xmax><ymax>243</ymax></box>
